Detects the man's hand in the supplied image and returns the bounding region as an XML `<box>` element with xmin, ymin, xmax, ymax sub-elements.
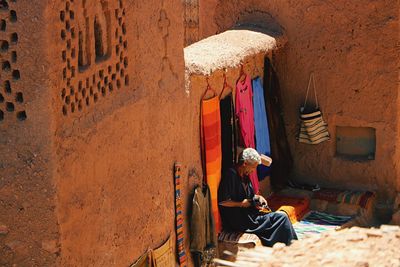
<box><xmin>219</xmin><ymin>199</ymin><xmax>252</xmax><ymax>208</ymax></box>
<box><xmin>241</xmin><ymin>199</ymin><xmax>252</xmax><ymax>208</ymax></box>
<box><xmin>254</xmin><ymin>194</ymin><xmax>268</xmax><ymax>207</ymax></box>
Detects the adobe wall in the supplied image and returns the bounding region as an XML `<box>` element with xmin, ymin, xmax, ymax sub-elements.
<box><xmin>197</xmin><ymin>0</ymin><xmax>400</xmax><ymax>205</ymax></box>
<box><xmin>46</xmin><ymin>0</ymin><xmax>191</xmax><ymax>265</ymax></box>
<box><xmin>1</xmin><ymin>0</ymin><xmax>206</xmax><ymax>265</ymax></box>
<box><xmin>0</xmin><ymin>1</ymin><xmax>59</xmax><ymax>266</ymax></box>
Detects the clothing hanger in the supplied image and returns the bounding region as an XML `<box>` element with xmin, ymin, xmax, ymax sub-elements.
<box><xmin>252</xmin><ymin>56</ymin><xmax>260</xmax><ymax>78</ymax></box>
<box><xmin>201</xmin><ymin>179</ymin><xmax>208</xmax><ymax>195</ymax></box>
<box><xmin>189</xmin><ymin>167</ymin><xmax>208</xmax><ymax>196</ymax></box>
<box><xmin>198</xmin><ymin>171</ymin><xmax>208</xmax><ymax>196</ymax></box>
<box><xmin>238</xmin><ymin>64</ymin><xmax>247</xmax><ymax>83</ymax></box>
<box><xmin>303</xmin><ymin>72</ymin><xmax>319</xmax><ymax>111</ymax></box>
<box><xmin>237</xmin><ymin>64</ymin><xmax>250</xmax><ymax>93</ymax></box>
<box><xmin>201</xmin><ymin>76</ymin><xmax>217</xmax><ymax>100</ymax></box>
<box><xmin>219</xmin><ymin>71</ymin><xmax>233</xmax><ymax>98</ymax></box>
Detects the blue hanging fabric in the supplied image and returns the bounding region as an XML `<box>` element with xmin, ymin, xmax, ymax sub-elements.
<box><xmin>252</xmin><ymin>76</ymin><xmax>271</xmax><ymax>180</ymax></box>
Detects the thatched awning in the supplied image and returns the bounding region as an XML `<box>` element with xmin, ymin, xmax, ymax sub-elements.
<box><xmin>184</xmin><ymin>27</ymin><xmax>287</xmax><ymax>76</ymax></box>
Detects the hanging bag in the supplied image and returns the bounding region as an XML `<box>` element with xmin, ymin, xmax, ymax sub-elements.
<box><xmin>297</xmin><ymin>73</ymin><xmax>330</xmax><ymax>144</ymax></box>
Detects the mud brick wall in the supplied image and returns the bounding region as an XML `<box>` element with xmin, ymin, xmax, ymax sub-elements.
<box><xmin>1</xmin><ymin>0</ymin><xmax>193</xmax><ymax>265</ymax></box>
<box><xmin>196</xmin><ymin>0</ymin><xmax>400</xmax><ymax>205</ymax></box>
<box><xmin>0</xmin><ymin>0</ymin><xmax>59</xmax><ymax>266</ymax></box>
<box><xmin>48</xmin><ymin>0</ymin><xmax>190</xmax><ymax>265</ymax></box>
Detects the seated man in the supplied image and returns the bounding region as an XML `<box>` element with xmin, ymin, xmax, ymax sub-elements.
<box><xmin>218</xmin><ymin>148</ymin><xmax>298</xmax><ymax>246</ymax></box>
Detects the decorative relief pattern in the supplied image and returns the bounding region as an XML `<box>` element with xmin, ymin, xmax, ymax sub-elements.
<box><xmin>184</xmin><ymin>0</ymin><xmax>199</xmax><ymax>46</ymax></box>
<box><xmin>157</xmin><ymin>2</ymin><xmax>178</xmax><ymax>94</ymax></box>
<box><xmin>60</xmin><ymin>0</ymin><xmax>129</xmax><ymax>117</ymax></box>
<box><xmin>0</xmin><ymin>0</ymin><xmax>27</xmax><ymax>122</ymax></box>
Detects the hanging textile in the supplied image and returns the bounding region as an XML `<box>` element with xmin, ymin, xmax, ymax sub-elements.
<box><xmin>201</xmin><ymin>86</ymin><xmax>222</xmax><ymax>232</ymax></box>
<box><xmin>252</xmin><ymin>76</ymin><xmax>271</xmax><ymax>181</ymax></box>
<box><xmin>130</xmin><ymin>236</ymin><xmax>175</xmax><ymax>267</ymax></box>
<box><xmin>297</xmin><ymin>72</ymin><xmax>330</xmax><ymax>144</ymax></box>
<box><xmin>235</xmin><ymin>73</ymin><xmax>259</xmax><ymax>193</ymax></box>
<box><xmin>174</xmin><ymin>163</ymin><xmax>187</xmax><ymax>267</ymax></box>
<box><xmin>152</xmin><ymin>236</ymin><xmax>175</xmax><ymax>267</ymax></box>
<box><xmin>130</xmin><ymin>251</ymin><xmax>152</xmax><ymax>267</ymax></box>
<box><xmin>220</xmin><ymin>79</ymin><xmax>236</xmax><ymax>175</ymax></box>
<box><xmin>190</xmin><ymin>184</ymin><xmax>217</xmax><ymax>267</ymax></box>
<box><xmin>263</xmin><ymin>57</ymin><xmax>293</xmax><ymax>187</ymax></box>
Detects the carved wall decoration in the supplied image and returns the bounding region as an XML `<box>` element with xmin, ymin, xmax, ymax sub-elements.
<box><xmin>184</xmin><ymin>0</ymin><xmax>199</xmax><ymax>46</ymax></box>
<box><xmin>0</xmin><ymin>0</ymin><xmax>27</xmax><ymax>123</ymax></box>
<box><xmin>157</xmin><ymin>6</ymin><xmax>178</xmax><ymax>94</ymax></box>
<box><xmin>60</xmin><ymin>0</ymin><xmax>129</xmax><ymax>116</ymax></box>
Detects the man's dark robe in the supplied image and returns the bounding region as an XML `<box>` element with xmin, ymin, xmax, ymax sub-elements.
<box><xmin>218</xmin><ymin>168</ymin><xmax>298</xmax><ymax>246</ymax></box>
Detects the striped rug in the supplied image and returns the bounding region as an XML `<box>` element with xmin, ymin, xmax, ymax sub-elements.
<box><xmin>294</xmin><ymin>211</ymin><xmax>353</xmax><ymax>239</ymax></box>
<box><xmin>202</xmin><ymin>95</ymin><xmax>222</xmax><ymax>232</ymax></box>
<box><xmin>312</xmin><ymin>189</ymin><xmax>376</xmax><ymax>209</ymax></box>
<box><xmin>174</xmin><ymin>163</ymin><xmax>187</xmax><ymax>267</ymax></box>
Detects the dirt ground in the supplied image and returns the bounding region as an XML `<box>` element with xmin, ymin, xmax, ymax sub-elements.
<box><xmin>219</xmin><ymin>225</ymin><xmax>400</xmax><ymax>267</ymax></box>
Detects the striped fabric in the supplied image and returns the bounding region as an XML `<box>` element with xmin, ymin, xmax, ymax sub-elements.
<box><xmin>152</xmin><ymin>236</ymin><xmax>175</xmax><ymax>267</ymax></box>
<box><xmin>174</xmin><ymin>163</ymin><xmax>187</xmax><ymax>267</ymax></box>
<box><xmin>304</xmin><ymin>211</ymin><xmax>353</xmax><ymax>225</ymax></box>
<box><xmin>298</xmin><ymin>109</ymin><xmax>330</xmax><ymax>144</ymax></box>
<box><xmin>267</xmin><ymin>195</ymin><xmax>310</xmax><ymax>224</ymax></box>
<box><xmin>218</xmin><ymin>231</ymin><xmax>261</xmax><ymax>245</ymax></box>
<box><xmin>293</xmin><ymin>211</ymin><xmax>353</xmax><ymax>239</ymax></box>
<box><xmin>313</xmin><ymin>189</ymin><xmax>376</xmax><ymax>209</ymax></box>
<box><xmin>336</xmin><ymin>191</ymin><xmax>375</xmax><ymax>209</ymax></box>
<box><xmin>201</xmin><ymin>95</ymin><xmax>222</xmax><ymax>233</ymax></box>
<box><xmin>298</xmin><ymin>73</ymin><xmax>330</xmax><ymax>145</ymax></box>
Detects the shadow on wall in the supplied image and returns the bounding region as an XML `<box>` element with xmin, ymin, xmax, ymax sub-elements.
<box><xmin>214</xmin><ymin>1</ymin><xmax>284</xmax><ymax>37</ymax></box>
<box><xmin>233</xmin><ymin>10</ymin><xmax>284</xmax><ymax>37</ymax></box>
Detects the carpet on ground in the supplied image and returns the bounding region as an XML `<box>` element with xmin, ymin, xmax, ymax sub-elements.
<box><xmin>293</xmin><ymin>211</ymin><xmax>353</xmax><ymax>239</ymax></box>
